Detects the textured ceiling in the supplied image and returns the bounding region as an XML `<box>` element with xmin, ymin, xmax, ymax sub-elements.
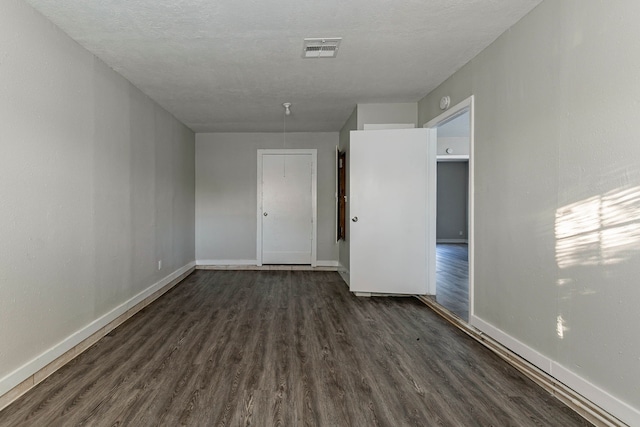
<box><xmin>24</xmin><ymin>0</ymin><xmax>542</xmax><ymax>132</ymax></box>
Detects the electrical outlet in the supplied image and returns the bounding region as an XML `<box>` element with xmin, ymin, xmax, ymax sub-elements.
<box><xmin>459</xmin><ymin>231</ymin><xmax>463</xmax><ymax>236</ymax></box>
<box><xmin>158</xmin><ymin>260</ymin><xmax>162</xmax><ymax>270</ymax></box>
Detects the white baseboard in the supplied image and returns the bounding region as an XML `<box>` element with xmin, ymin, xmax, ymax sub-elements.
<box><xmin>471</xmin><ymin>315</ymin><xmax>638</xmax><ymax>426</ymax></box>
<box><xmin>196</xmin><ymin>259</ymin><xmax>338</xmax><ymax>271</ymax></box>
<box><xmin>316</xmin><ymin>260</ymin><xmax>339</xmax><ymax>267</ymax></box>
<box><xmin>196</xmin><ymin>259</ymin><xmax>257</xmax><ymax>266</ymax></box>
<box><xmin>0</xmin><ymin>262</ymin><xmax>196</xmax><ymax>409</ymax></box>
<box><xmin>436</xmin><ymin>239</ymin><xmax>468</xmax><ymax>244</ymax></box>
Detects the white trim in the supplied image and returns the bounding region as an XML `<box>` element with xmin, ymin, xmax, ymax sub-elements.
<box><xmin>471</xmin><ymin>315</ymin><xmax>638</xmax><ymax>426</ymax></box>
<box><xmin>335</xmin><ymin>146</ymin><xmax>340</xmax><ymax>241</ymax></box>
<box><xmin>257</xmin><ymin>151</ymin><xmax>264</xmax><ymax>267</ymax></box>
<box><xmin>257</xmin><ymin>149</ymin><xmax>318</xmax><ymax>267</ymax></box>
<box><xmin>437</xmin><ymin>155</ymin><xmax>469</xmax><ymax>162</ymax></box>
<box><xmin>436</xmin><ymin>239</ymin><xmax>468</xmax><ymax>244</ymax></box>
<box><xmin>470</xmin><ymin>315</ymin><xmax>552</xmax><ymax>372</ymax></box>
<box><xmin>196</xmin><ymin>265</ymin><xmax>337</xmax><ymax>271</ymax></box>
<box><xmin>196</xmin><ymin>259</ymin><xmax>257</xmax><ymax>266</ymax></box>
<box><xmin>468</xmin><ymin>96</ymin><xmax>475</xmax><ymax>320</ymax></box>
<box><xmin>424</xmin><ymin>95</ymin><xmax>475</xmax><ymax>317</ymax></box>
<box><xmin>363</xmin><ymin>123</ymin><xmax>415</xmax><ymax>130</ymax></box>
<box><xmin>0</xmin><ymin>262</ymin><xmax>195</xmax><ymax>400</ymax></box>
<box><xmin>425</xmin><ymin>96</ymin><xmax>474</xmax><ymax>129</ymax></box>
<box><xmin>425</xmin><ymin>128</ymin><xmax>438</xmax><ymax>295</ymax></box>
<box><xmin>196</xmin><ymin>259</ymin><xmax>339</xmax><ymax>271</ymax></box>
<box><xmin>551</xmin><ymin>363</ymin><xmax>639</xmax><ymax>426</ymax></box>
<box><xmin>316</xmin><ymin>260</ymin><xmax>339</xmax><ymax>267</ymax></box>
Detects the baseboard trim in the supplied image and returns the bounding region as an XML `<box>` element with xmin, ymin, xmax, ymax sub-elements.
<box><xmin>196</xmin><ymin>259</ymin><xmax>257</xmax><ymax>266</ymax></box>
<box><xmin>470</xmin><ymin>315</ymin><xmax>636</xmax><ymax>426</ymax></box>
<box><xmin>316</xmin><ymin>260</ymin><xmax>339</xmax><ymax>267</ymax></box>
<box><xmin>436</xmin><ymin>239</ymin><xmax>468</xmax><ymax>244</ymax></box>
<box><xmin>416</xmin><ymin>295</ymin><xmax>632</xmax><ymax>426</ymax></box>
<box><xmin>196</xmin><ymin>265</ymin><xmax>337</xmax><ymax>271</ymax></box>
<box><xmin>196</xmin><ymin>260</ymin><xmax>338</xmax><ymax>271</ymax></box>
<box><xmin>0</xmin><ymin>262</ymin><xmax>196</xmax><ymax>411</ymax></box>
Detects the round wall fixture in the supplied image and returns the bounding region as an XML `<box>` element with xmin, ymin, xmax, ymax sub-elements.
<box><xmin>440</xmin><ymin>96</ymin><xmax>451</xmax><ymax>110</ymax></box>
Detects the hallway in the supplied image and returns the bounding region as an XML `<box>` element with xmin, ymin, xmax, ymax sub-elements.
<box><xmin>436</xmin><ymin>243</ymin><xmax>469</xmax><ymax>320</ymax></box>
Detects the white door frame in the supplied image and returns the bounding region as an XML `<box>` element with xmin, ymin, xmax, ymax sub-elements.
<box><xmin>424</xmin><ymin>95</ymin><xmax>475</xmax><ymax>318</ymax></box>
<box><xmin>256</xmin><ymin>149</ymin><xmax>317</xmax><ymax>267</ymax></box>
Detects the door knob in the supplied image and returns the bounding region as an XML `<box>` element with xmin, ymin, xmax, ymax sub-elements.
<box><xmin>263</xmin><ymin>212</ymin><xmax>268</xmax><ymax>216</ymax></box>
<box><xmin>352</xmin><ymin>216</ymin><xmax>358</xmax><ymax>222</ymax></box>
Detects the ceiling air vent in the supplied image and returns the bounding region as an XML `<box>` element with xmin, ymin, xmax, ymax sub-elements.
<box><xmin>302</xmin><ymin>38</ymin><xmax>342</xmax><ymax>59</ymax></box>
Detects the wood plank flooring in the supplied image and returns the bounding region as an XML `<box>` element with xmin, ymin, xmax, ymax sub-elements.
<box><xmin>0</xmin><ymin>270</ymin><xmax>590</xmax><ymax>426</ymax></box>
<box><xmin>436</xmin><ymin>243</ymin><xmax>469</xmax><ymax>320</ymax></box>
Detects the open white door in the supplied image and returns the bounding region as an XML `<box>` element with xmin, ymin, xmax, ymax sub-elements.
<box><xmin>350</xmin><ymin>128</ymin><xmax>436</xmax><ymax>295</ymax></box>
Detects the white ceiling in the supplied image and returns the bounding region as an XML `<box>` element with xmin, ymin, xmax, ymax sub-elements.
<box><xmin>24</xmin><ymin>0</ymin><xmax>542</xmax><ymax>133</ymax></box>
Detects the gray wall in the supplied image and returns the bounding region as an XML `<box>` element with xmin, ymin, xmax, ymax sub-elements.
<box><xmin>357</xmin><ymin>103</ymin><xmax>417</xmax><ymax>129</ymax></box>
<box><xmin>338</xmin><ymin>108</ymin><xmax>358</xmax><ymax>272</ymax></box>
<box><xmin>195</xmin><ymin>132</ymin><xmax>339</xmax><ymax>264</ymax></box>
<box><xmin>437</xmin><ymin>162</ymin><xmax>468</xmax><ymax>240</ymax></box>
<box><xmin>419</xmin><ymin>0</ymin><xmax>640</xmax><ymax>422</ymax></box>
<box><xmin>0</xmin><ymin>0</ymin><xmax>195</xmax><ymax>393</ymax></box>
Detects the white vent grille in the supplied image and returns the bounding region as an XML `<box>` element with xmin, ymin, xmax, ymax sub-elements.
<box><xmin>302</xmin><ymin>38</ymin><xmax>342</xmax><ymax>58</ymax></box>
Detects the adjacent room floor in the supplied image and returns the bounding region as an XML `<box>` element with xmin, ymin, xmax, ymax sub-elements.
<box><xmin>435</xmin><ymin>243</ymin><xmax>469</xmax><ymax>320</ymax></box>
<box><xmin>0</xmin><ymin>270</ymin><xmax>590</xmax><ymax>426</ymax></box>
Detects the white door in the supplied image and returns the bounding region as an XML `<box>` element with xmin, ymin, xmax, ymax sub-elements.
<box><xmin>258</xmin><ymin>150</ymin><xmax>317</xmax><ymax>265</ymax></box>
<box><xmin>350</xmin><ymin>128</ymin><xmax>436</xmax><ymax>294</ymax></box>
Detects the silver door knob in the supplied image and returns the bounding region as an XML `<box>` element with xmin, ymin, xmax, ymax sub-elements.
<box><xmin>263</xmin><ymin>212</ymin><xmax>268</xmax><ymax>216</ymax></box>
<box><xmin>351</xmin><ymin>216</ymin><xmax>358</xmax><ymax>222</ymax></box>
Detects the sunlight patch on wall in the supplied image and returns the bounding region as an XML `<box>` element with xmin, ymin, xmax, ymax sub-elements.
<box><xmin>555</xmin><ymin>186</ymin><xmax>640</xmax><ymax>269</ymax></box>
<box><xmin>556</xmin><ymin>315</ymin><xmax>567</xmax><ymax>339</ymax></box>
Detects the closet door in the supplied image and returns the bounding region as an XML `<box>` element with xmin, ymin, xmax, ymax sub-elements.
<box><xmin>257</xmin><ymin>149</ymin><xmax>317</xmax><ymax>266</ymax></box>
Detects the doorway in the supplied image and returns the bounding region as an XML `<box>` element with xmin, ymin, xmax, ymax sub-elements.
<box><xmin>436</xmin><ymin>160</ymin><xmax>469</xmax><ymax>319</ymax></box>
<box><xmin>425</xmin><ymin>97</ymin><xmax>474</xmax><ymax>321</ymax></box>
<box><xmin>256</xmin><ymin>149</ymin><xmax>317</xmax><ymax>266</ymax></box>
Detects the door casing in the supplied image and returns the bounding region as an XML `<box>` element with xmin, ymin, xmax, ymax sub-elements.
<box><xmin>425</xmin><ymin>95</ymin><xmax>475</xmax><ymax>316</ymax></box>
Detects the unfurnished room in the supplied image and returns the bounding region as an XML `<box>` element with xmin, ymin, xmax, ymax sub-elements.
<box><xmin>0</xmin><ymin>0</ymin><xmax>639</xmax><ymax>425</ymax></box>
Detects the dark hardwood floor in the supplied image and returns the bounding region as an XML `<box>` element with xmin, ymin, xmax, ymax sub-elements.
<box><xmin>436</xmin><ymin>243</ymin><xmax>469</xmax><ymax>320</ymax></box>
<box><xmin>0</xmin><ymin>270</ymin><xmax>590</xmax><ymax>426</ymax></box>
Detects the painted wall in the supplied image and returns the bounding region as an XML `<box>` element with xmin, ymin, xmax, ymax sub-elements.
<box><xmin>436</xmin><ymin>162</ymin><xmax>468</xmax><ymax>241</ymax></box>
<box><xmin>195</xmin><ymin>132</ymin><xmax>339</xmax><ymax>265</ymax></box>
<box><xmin>338</xmin><ymin>108</ymin><xmax>358</xmax><ymax>274</ymax></box>
<box><xmin>0</xmin><ymin>0</ymin><xmax>195</xmax><ymax>396</ymax></box>
<box><xmin>357</xmin><ymin>103</ymin><xmax>417</xmax><ymax>130</ymax></box>
<box><xmin>418</xmin><ymin>0</ymin><xmax>640</xmax><ymax>423</ymax></box>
